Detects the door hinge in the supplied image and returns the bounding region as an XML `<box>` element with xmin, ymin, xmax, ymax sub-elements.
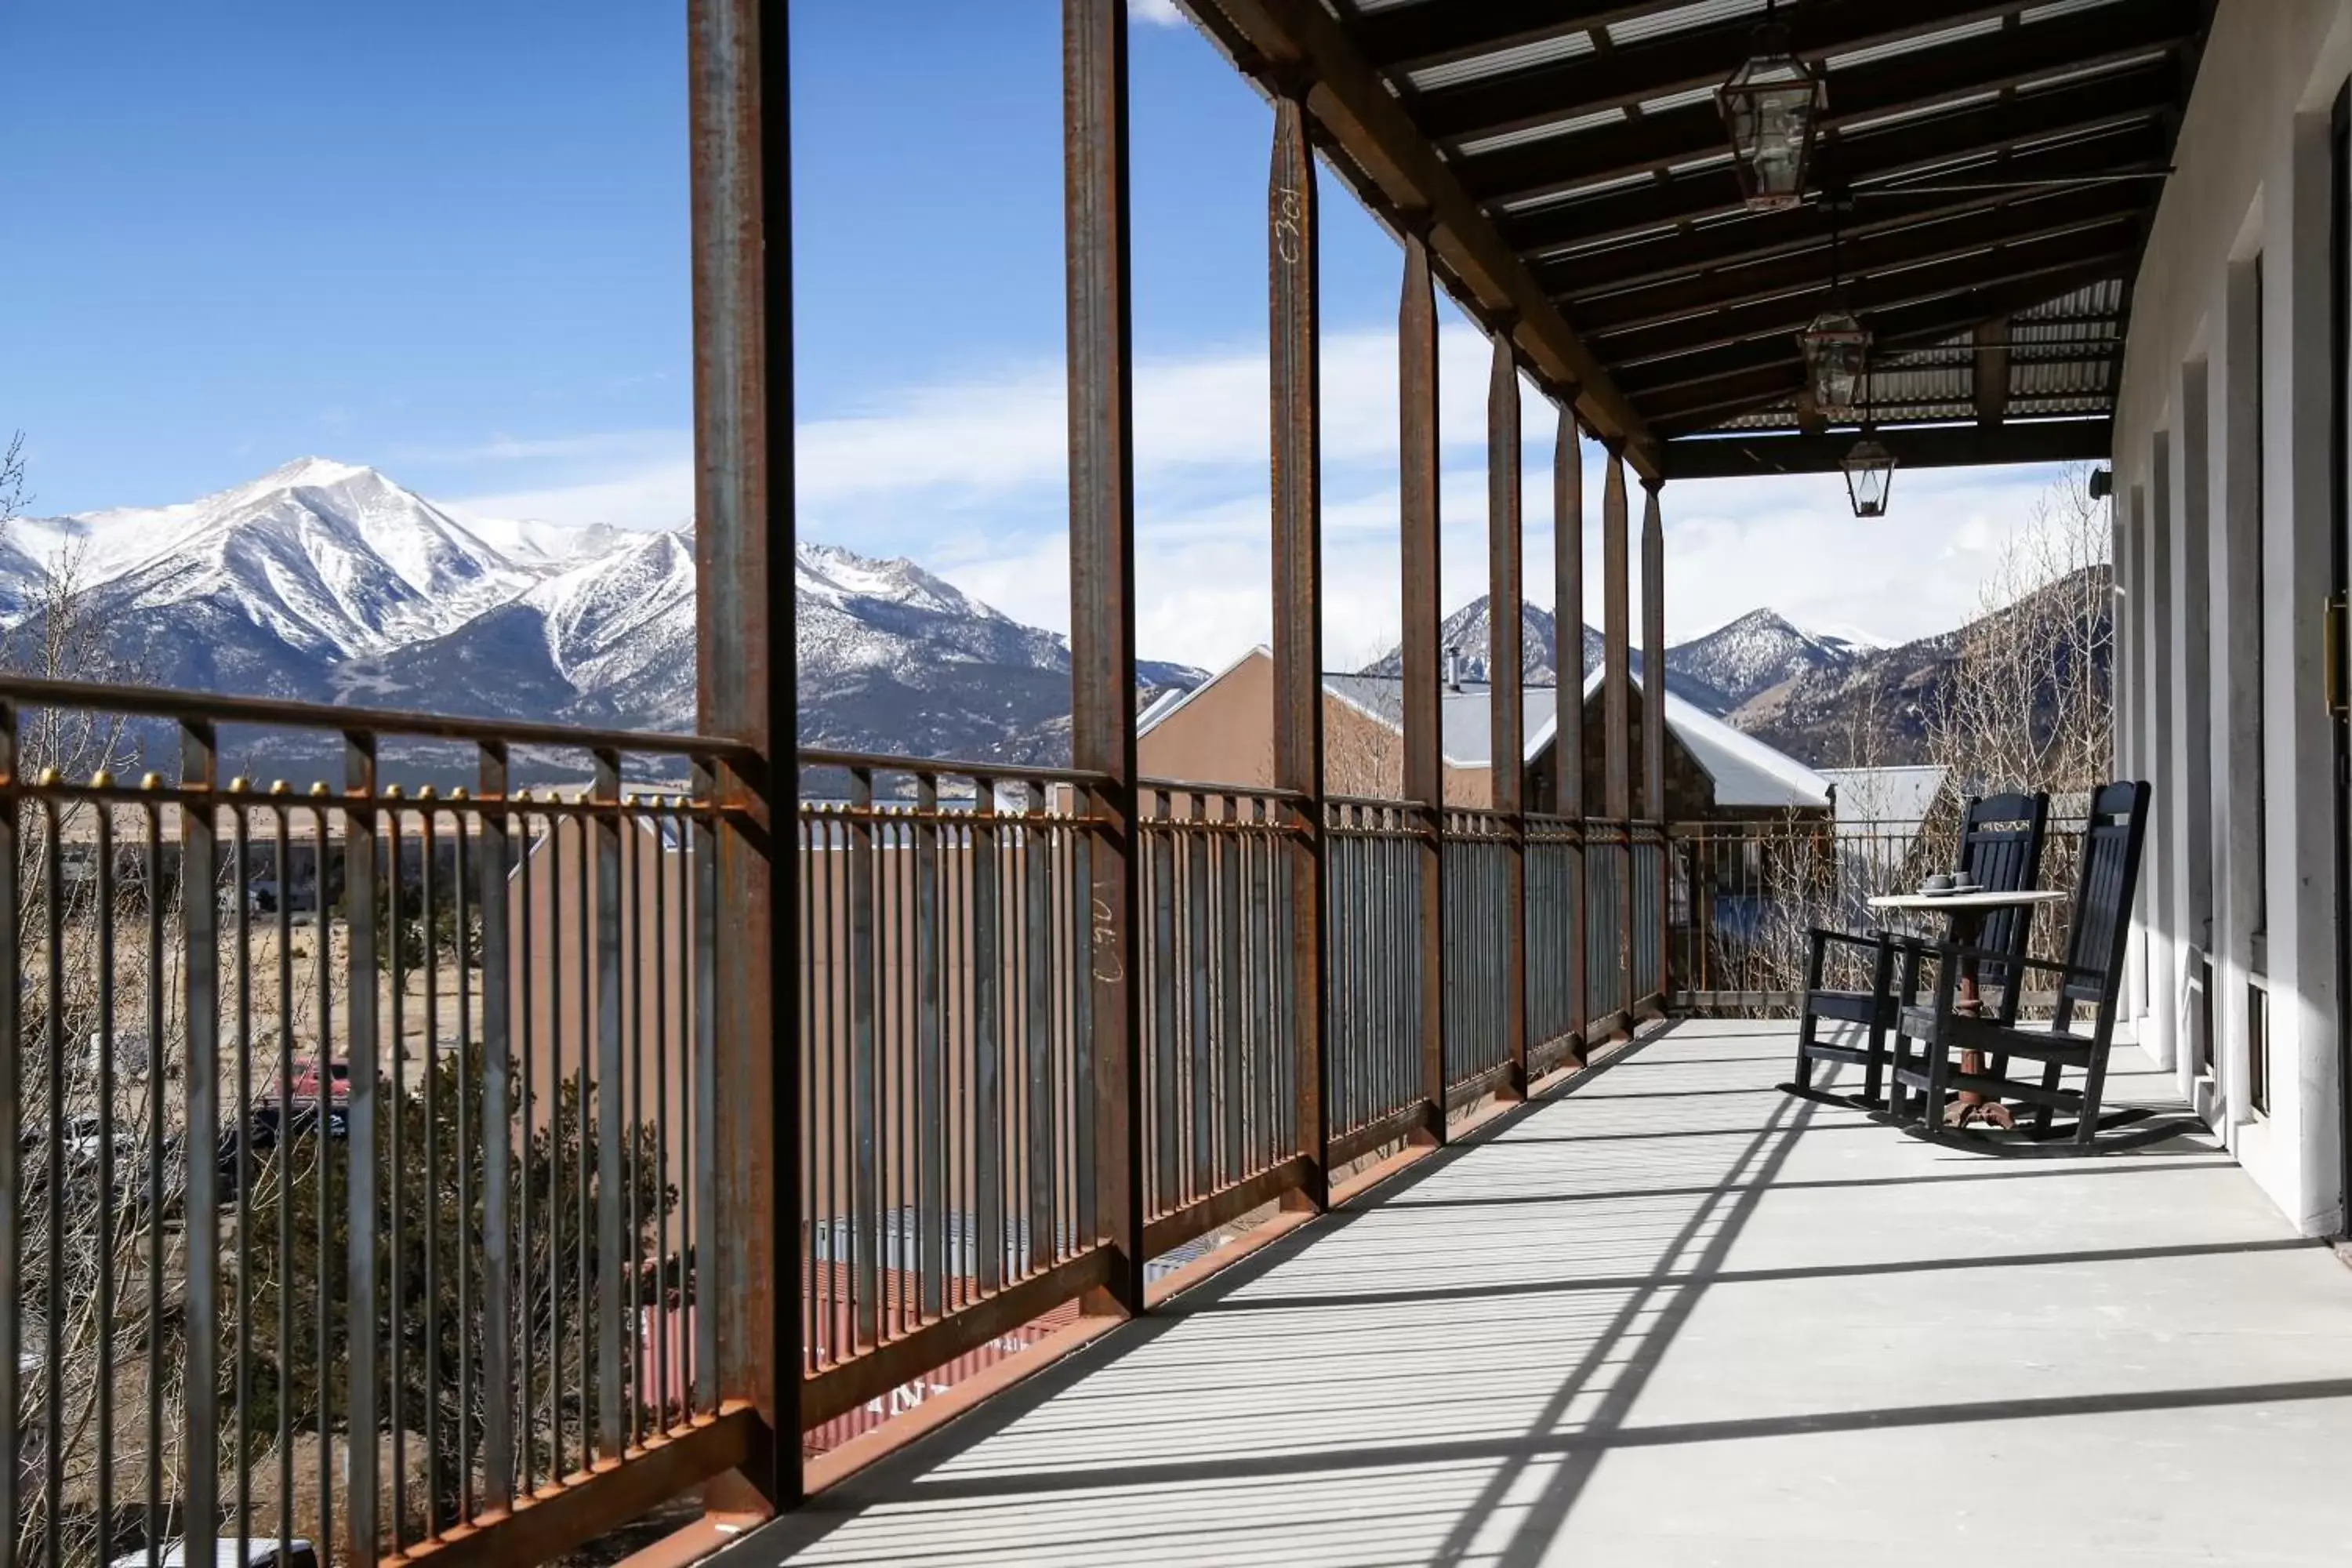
<box><xmin>2329</xmin><ymin>592</ymin><xmax>2350</xmax><ymax>720</ymax></box>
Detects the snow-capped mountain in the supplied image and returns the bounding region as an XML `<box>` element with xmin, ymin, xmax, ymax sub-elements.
<box><xmin>1360</xmin><ymin>597</ymin><xmax>1602</xmax><ymax>686</ymax></box>
<box><xmin>1664</xmin><ymin>608</ymin><xmax>1863</xmax><ymax>713</ymax></box>
<box><xmin>5</xmin><ymin>459</ymin><xmax>1201</xmax><ymax>765</ymax></box>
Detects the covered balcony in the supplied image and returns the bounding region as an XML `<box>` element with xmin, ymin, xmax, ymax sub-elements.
<box><xmin>3</xmin><ymin>2</ymin><xmax>2348</xmax><ymax>1566</ymax></box>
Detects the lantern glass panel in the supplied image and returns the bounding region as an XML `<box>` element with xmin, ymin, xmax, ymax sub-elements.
<box><xmin>1800</xmin><ymin>310</ymin><xmax>1869</xmax><ymax>420</ymax></box>
<box><xmin>1718</xmin><ymin>29</ymin><xmax>1820</xmax><ymax>211</ymax></box>
<box><xmin>1842</xmin><ymin>437</ymin><xmax>1896</xmax><ymax>518</ymax></box>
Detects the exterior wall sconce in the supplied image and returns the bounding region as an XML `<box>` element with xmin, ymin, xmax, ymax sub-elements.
<box><xmin>1800</xmin><ymin>307</ymin><xmax>1868</xmax><ymax>422</ymax></box>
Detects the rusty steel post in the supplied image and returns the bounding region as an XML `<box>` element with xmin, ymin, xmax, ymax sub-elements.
<box><xmin>1065</xmin><ymin>0</ymin><xmax>1145</xmax><ymax>1314</ymax></box>
<box><xmin>1269</xmin><ymin>93</ymin><xmax>1329</xmax><ymax>1207</ymax></box>
<box><xmin>1641</xmin><ymin>477</ymin><xmax>1670</xmax><ymax>1003</ymax></box>
<box><xmin>1557</xmin><ymin>405</ymin><xmax>1590</xmax><ymax>1050</ymax></box>
<box><xmin>688</xmin><ymin>0</ymin><xmax>796</xmax><ymax>1507</ymax></box>
<box><xmin>1400</xmin><ymin>230</ymin><xmax>1447</xmax><ymax>1141</ymax></box>
<box><xmin>1602</xmin><ymin>443</ymin><xmax>1633</xmax><ymax>1015</ymax></box>
<box><xmin>1487</xmin><ymin>332</ymin><xmax>1528</xmax><ymax>1099</ymax></box>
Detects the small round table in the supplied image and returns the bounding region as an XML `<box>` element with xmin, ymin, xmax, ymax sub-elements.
<box><xmin>1866</xmin><ymin>888</ymin><xmax>2069</xmax><ymax>1128</ymax></box>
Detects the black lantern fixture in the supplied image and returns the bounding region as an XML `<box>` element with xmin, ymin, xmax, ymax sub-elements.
<box><xmin>1842</xmin><ymin>432</ymin><xmax>1896</xmax><ymax>517</ymax></box>
<box><xmin>1798</xmin><ymin>206</ymin><xmax>1867</xmax><ymax>420</ymax></box>
<box><xmin>1716</xmin><ymin>0</ymin><xmax>1824</xmax><ymax>212</ymax></box>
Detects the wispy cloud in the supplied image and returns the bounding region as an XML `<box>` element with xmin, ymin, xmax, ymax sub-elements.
<box><xmin>1128</xmin><ymin>0</ymin><xmax>1191</xmax><ymax>28</ymax></box>
<box><xmin>434</xmin><ymin>329</ymin><xmax>2075</xmax><ymax>670</ymax></box>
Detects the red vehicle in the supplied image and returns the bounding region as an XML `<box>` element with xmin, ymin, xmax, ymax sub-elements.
<box><xmin>285</xmin><ymin>1055</ymin><xmax>350</xmax><ymax>1105</ymax></box>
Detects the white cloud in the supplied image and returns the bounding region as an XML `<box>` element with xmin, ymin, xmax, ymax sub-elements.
<box><xmin>1128</xmin><ymin>0</ymin><xmax>1190</xmax><ymax>27</ymax></box>
<box><xmin>430</xmin><ymin>332</ymin><xmax>2087</xmax><ymax>673</ymax></box>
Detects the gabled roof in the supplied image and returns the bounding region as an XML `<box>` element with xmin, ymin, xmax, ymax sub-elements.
<box><xmin>1142</xmin><ymin>649</ymin><xmax>1828</xmax><ymax>809</ymax></box>
<box><xmin>1528</xmin><ymin>669</ymin><xmax>1831</xmax><ymax>810</ymax></box>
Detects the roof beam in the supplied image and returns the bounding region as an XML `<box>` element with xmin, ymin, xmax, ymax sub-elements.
<box><xmin>1570</xmin><ymin>181</ymin><xmax>2144</xmax><ymax>336</ymax></box>
<box><xmin>1456</xmin><ymin>2</ymin><xmax>2194</xmax><ymax>205</ymax></box>
<box><xmin>1356</xmin><ymin>2</ymin><xmax>1668</xmax><ymax>76</ymax></box>
<box><xmin>1659</xmin><ymin>417</ymin><xmax>2111</xmax><ymax>480</ymax></box>
<box><xmin>1599</xmin><ymin>223</ymin><xmax>2140</xmax><ymax>368</ymax></box>
<box><xmin>1630</xmin><ymin>261</ymin><xmax>2131</xmax><ymax>420</ymax></box>
<box><xmin>1974</xmin><ymin>317</ymin><xmax>2012</xmax><ymax>425</ymax></box>
<box><xmin>1178</xmin><ymin>0</ymin><xmax>1661</xmax><ymax>472</ymax></box>
<box><xmin>1502</xmin><ymin>67</ymin><xmax>2171</xmax><ymax>258</ymax></box>
<box><xmin>1539</xmin><ymin>122</ymin><xmax>2165</xmax><ymax>300</ymax></box>
<box><xmin>1414</xmin><ymin>0</ymin><xmax>2016</xmax><ymax>146</ymax></box>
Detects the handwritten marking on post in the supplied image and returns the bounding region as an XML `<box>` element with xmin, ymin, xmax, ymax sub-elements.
<box><xmin>1274</xmin><ymin>185</ymin><xmax>1303</xmax><ymax>267</ymax></box>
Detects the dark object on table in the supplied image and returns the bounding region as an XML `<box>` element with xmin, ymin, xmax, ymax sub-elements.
<box><xmin>1784</xmin><ymin>791</ymin><xmax>2049</xmax><ymax>1108</ymax></box>
<box><xmin>1889</xmin><ymin>779</ymin><xmax>2151</xmax><ymax>1148</ymax></box>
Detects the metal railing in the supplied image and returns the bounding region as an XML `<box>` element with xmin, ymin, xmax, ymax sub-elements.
<box><xmin>1439</xmin><ymin>809</ymin><xmax>1514</xmax><ymax>1097</ymax></box>
<box><xmin>0</xmin><ymin>673</ymin><xmax>1684</xmax><ymax>1566</ymax></box>
<box><xmin>1138</xmin><ymin>786</ymin><xmax>1301</xmax><ymax>1233</ymax></box>
<box><xmin>0</xmin><ymin>677</ymin><xmax>747</xmax><ymax>1567</ymax></box>
<box><xmin>1323</xmin><ymin>798</ymin><xmax>1426</xmax><ymax>1147</ymax></box>
<box><xmin>1668</xmin><ymin>815</ymin><xmax>2089</xmax><ymax>1013</ymax></box>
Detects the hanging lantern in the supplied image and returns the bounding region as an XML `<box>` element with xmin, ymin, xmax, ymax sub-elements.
<box><xmin>1799</xmin><ymin>307</ymin><xmax>1869</xmax><ymax>422</ymax></box>
<box><xmin>1716</xmin><ymin>11</ymin><xmax>1824</xmax><ymax>212</ymax></box>
<box><xmin>1842</xmin><ymin>434</ymin><xmax>1896</xmax><ymax>518</ymax></box>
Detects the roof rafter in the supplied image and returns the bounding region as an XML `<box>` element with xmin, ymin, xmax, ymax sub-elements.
<box><xmin>1569</xmin><ymin>181</ymin><xmax>2145</xmax><ymax>336</ymax></box>
<box><xmin>1540</xmin><ymin>123</ymin><xmax>2163</xmax><ymax>300</ymax></box>
<box><xmin>1457</xmin><ymin>2</ymin><xmax>2194</xmax><ymax>208</ymax></box>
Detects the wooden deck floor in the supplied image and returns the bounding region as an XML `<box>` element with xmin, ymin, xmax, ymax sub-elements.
<box><xmin>725</xmin><ymin>1019</ymin><xmax>2352</xmax><ymax>1566</ymax></box>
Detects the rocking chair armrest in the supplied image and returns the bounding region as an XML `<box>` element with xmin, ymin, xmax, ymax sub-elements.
<box><xmin>1807</xmin><ymin>927</ymin><xmax>1896</xmax><ymax>953</ymax></box>
<box><xmin>1916</xmin><ymin>939</ymin><xmax>2099</xmax><ymax>987</ymax></box>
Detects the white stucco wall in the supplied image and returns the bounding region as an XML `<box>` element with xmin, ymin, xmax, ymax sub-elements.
<box><xmin>2112</xmin><ymin>0</ymin><xmax>2352</xmax><ymax>1233</ymax></box>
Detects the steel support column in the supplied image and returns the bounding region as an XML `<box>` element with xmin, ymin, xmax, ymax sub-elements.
<box><xmin>1401</xmin><ymin>230</ymin><xmax>1448</xmax><ymax>1139</ymax></box>
<box><xmin>1557</xmin><ymin>405</ymin><xmax>1589</xmax><ymax>1051</ymax></box>
<box><xmin>1065</xmin><ymin>0</ymin><xmax>1146</xmax><ymax>1311</ymax></box>
<box><xmin>1641</xmin><ymin>477</ymin><xmax>1670</xmax><ymax>1001</ymax></box>
<box><xmin>1269</xmin><ymin>93</ymin><xmax>1329</xmax><ymax>1205</ymax></box>
<box><xmin>1488</xmin><ymin>332</ymin><xmax>1529</xmax><ymax>1098</ymax></box>
<box><xmin>1602</xmin><ymin>444</ymin><xmax>1633</xmax><ymax>1009</ymax></box>
<box><xmin>688</xmin><ymin>0</ymin><xmax>795</xmax><ymax>1506</ymax></box>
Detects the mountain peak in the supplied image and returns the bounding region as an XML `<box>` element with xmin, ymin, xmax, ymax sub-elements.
<box><xmin>252</xmin><ymin>456</ymin><xmax>382</xmax><ymax>492</ymax></box>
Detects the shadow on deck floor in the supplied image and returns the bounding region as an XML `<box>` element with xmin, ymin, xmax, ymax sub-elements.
<box><xmin>722</xmin><ymin>1019</ymin><xmax>2352</xmax><ymax>1567</ymax></box>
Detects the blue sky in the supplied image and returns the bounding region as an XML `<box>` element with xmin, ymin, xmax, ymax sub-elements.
<box><xmin>7</xmin><ymin>1</ymin><xmax>2066</xmax><ymax>667</ymax></box>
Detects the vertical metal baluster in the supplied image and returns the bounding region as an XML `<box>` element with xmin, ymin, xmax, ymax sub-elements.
<box><xmin>452</xmin><ymin>787</ymin><xmax>476</xmax><ymax>1515</ymax></box>
<box><xmin>590</xmin><ymin>760</ymin><xmax>624</xmax><ymax>1467</ymax></box>
<box><xmin>1185</xmin><ymin>796</ymin><xmax>1210</xmax><ymax>1207</ymax></box>
<box><xmin>419</xmin><ymin>788</ymin><xmax>442</xmax><ymax>1534</ymax></box>
<box><xmin>93</xmin><ymin>773</ymin><xmax>118</xmax><ymax>1565</ymax></box>
<box><xmin>1025</xmin><ymin>785</ymin><xmax>1052</xmax><ymax>1274</ymax></box>
<box><xmin>515</xmin><ymin>792</ymin><xmax>539</xmax><ymax>1490</ymax></box>
<box><xmin>845</xmin><ymin>771</ymin><xmax>877</xmax><ymax>1348</ymax></box>
<box><xmin>572</xmin><ymin>797</ymin><xmax>593</xmax><ymax>1473</ymax></box>
<box><xmin>143</xmin><ymin>776</ymin><xmax>165</xmax><ymax>1568</ymax></box>
<box><xmin>311</xmin><ymin>782</ymin><xmax>334</xmax><ymax>1559</ymax></box>
<box><xmin>181</xmin><ymin>721</ymin><xmax>221</xmax><ymax>1564</ymax></box>
<box><xmin>690</xmin><ymin>765</ymin><xmax>719</xmax><ymax>1417</ymax></box>
<box><xmin>271</xmin><ymin>786</ymin><xmax>294</xmax><ymax>1561</ymax></box>
<box><xmin>626</xmin><ymin>787</ymin><xmax>647</xmax><ymax>1442</ymax></box>
<box><xmin>1148</xmin><ymin>795</ymin><xmax>1174</xmax><ymax>1218</ymax></box>
<box><xmin>914</xmin><ymin>775</ymin><xmax>942</xmax><ymax>1321</ymax></box>
<box><xmin>798</xmin><ymin>804</ymin><xmax>818</xmax><ymax>1362</ymax></box>
<box><xmin>386</xmin><ymin>786</ymin><xmax>409</xmax><ymax>1543</ymax></box>
<box><xmin>651</xmin><ymin>794</ymin><xmax>673</xmax><ymax>1414</ymax></box>
<box><xmin>40</xmin><ymin>791</ymin><xmax>64</xmax><ymax>1568</ymax></box>
<box><xmin>973</xmin><ymin>781</ymin><xmax>1002</xmax><ymax>1297</ymax></box>
<box><xmin>1220</xmin><ymin>798</ymin><xmax>1243</xmax><ymax>1187</ymax></box>
<box><xmin>0</xmin><ymin>702</ymin><xmax>16</xmax><ymax>1568</ymax></box>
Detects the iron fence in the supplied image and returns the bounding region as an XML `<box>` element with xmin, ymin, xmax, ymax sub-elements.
<box><xmin>1668</xmin><ymin>815</ymin><xmax>2090</xmax><ymax>1013</ymax></box>
<box><xmin>1584</xmin><ymin>822</ymin><xmax>1629</xmax><ymax>1026</ymax></box>
<box><xmin>794</xmin><ymin>755</ymin><xmax>1109</xmax><ymax>1438</ymax></box>
<box><xmin>1523</xmin><ymin>815</ymin><xmax>1583</xmax><ymax>1074</ymax></box>
<box><xmin>1137</xmin><ymin>786</ymin><xmax>1301</xmax><ymax>1234</ymax></box>
<box><xmin>1439</xmin><ymin>809</ymin><xmax>1514</xmax><ymax>1095</ymax></box>
<box><xmin>0</xmin><ymin>680</ymin><xmax>740</xmax><ymax>1567</ymax></box>
<box><xmin>1323</xmin><ymin>799</ymin><xmax>1427</xmax><ymax>1145</ymax></box>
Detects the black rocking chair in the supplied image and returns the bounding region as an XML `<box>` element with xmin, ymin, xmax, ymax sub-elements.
<box><xmin>1888</xmin><ymin>779</ymin><xmax>2152</xmax><ymax>1149</ymax></box>
<box><xmin>1784</xmin><ymin>790</ymin><xmax>2049</xmax><ymax>1109</ymax></box>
